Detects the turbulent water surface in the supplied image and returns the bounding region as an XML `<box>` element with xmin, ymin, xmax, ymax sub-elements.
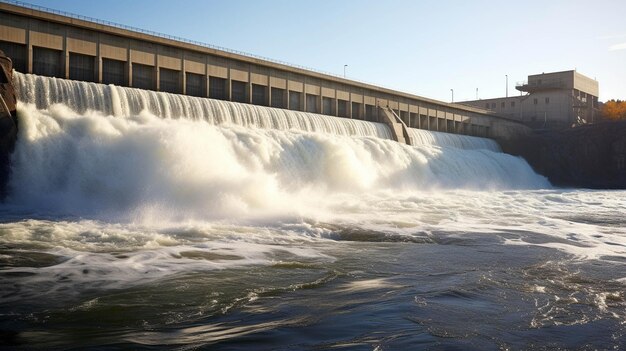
<box><xmin>0</xmin><ymin>74</ymin><xmax>625</xmax><ymax>350</ymax></box>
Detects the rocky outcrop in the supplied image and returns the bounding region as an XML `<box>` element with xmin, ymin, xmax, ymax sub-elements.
<box><xmin>497</xmin><ymin>122</ymin><xmax>626</xmax><ymax>189</ymax></box>
<box><xmin>0</xmin><ymin>50</ymin><xmax>18</xmax><ymax>198</ymax></box>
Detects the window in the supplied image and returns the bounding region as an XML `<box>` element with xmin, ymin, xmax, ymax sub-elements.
<box><xmin>365</xmin><ymin>104</ymin><xmax>376</xmax><ymax>121</ymax></box>
<box><xmin>271</xmin><ymin>87</ymin><xmax>285</xmax><ymax>108</ymax></box>
<box><xmin>185</xmin><ymin>72</ymin><xmax>204</xmax><ymax>97</ymax></box>
<box><xmin>252</xmin><ymin>84</ymin><xmax>267</xmax><ymax>106</ymax></box>
<box><xmin>132</xmin><ymin>63</ymin><xmax>155</xmax><ymax>90</ymax></box>
<box><xmin>159</xmin><ymin>68</ymin><xmax>181</xmax><ymax>94</ymax></box>
<box><xmin>102</xmin><ymin>58</ymin><xmax>126</xmax><ymax>86</ymax></box>
<box><xmin>231</xmin><ymin>80</ymin><xmax>247</xmax><ymax>103</ymax></box>
<box><xmin>337</xmin><ymin>100</ymin><xmax>348</xmax><ymax>117</ymax></box>
<box><xmin>323</xmin><ymin>97</ymin><xmax>334</xmax><ymax>115</ymax></box>
<box><xmin>306</xmin><ymin>94</ymin><xmax>318</xmax><ymax>113</ymax></box>
<box><xmin>209</xmin><ymin>77</ymin><xmax>227</xmax><ymax>100</ymax></box>
<box><xmin>33</xmin><ymin>46</ymin><xmax>63</xmax><ymax>78</ymax></box>
<box><xmin>69</xmin><ymin>53</ymin><xmax>95</xmax><ymax>82</ymax></box>
<box><xmin>289</xmin><ymin>91</ymin><xmax>301</xmax><ymax>111</ymax></box>
<box><xmin>0</xmin><ymin>41</ymin><xmax>27</xmax><ymax>72</ymax></box>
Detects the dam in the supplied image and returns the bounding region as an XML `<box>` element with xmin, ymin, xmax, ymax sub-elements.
<box><xmin>1</xmin><ymin>2</ymin><xmax>626</xmax><ymax>350</ymax></box>
<box><xmin>0</xmin><ymin>0</ymin><xmax>527</xmax><ymax>143</ymax></box>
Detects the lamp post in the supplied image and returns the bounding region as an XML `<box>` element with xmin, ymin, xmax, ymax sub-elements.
<box><xmin>476</xmin><ymin>88</ymin><xmax>478</xmax><ymax>100</ymax></box>
<box><xmin>506</xmin><ymin>75</ymin><xmax>508</xmax><ymax>98</ymax></box>
<box><xmin>450</xmin><ymin>89</ymin><xmax>454</xmax><ymax>103</ymax></box>
<box><xmin>344</xmin><ymin>64</ymin><xmax>348</xmax><ymax>78</ymax></box>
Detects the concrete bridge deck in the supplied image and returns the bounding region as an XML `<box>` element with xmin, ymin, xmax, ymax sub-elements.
<box><xmin>0</xmin><ymin>1</ymin><xmax>527</xmax><ymax>141</ymax></box>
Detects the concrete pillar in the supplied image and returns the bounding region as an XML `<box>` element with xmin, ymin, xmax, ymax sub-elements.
<box><xmin>96</xmin><ymin>34</ymin><xmax>102</xmax><ymax>83</ymax></box>
<box><xmin>127</xmin><ymin>42</ymin><xmax>132</xmax><ymax>87</ymax></box>
<box><xmin>155</xmin><ymin>48</ymin><xmax>159</xmax><ymax>91</ymax></box>
<box><xmin>348</xmin><ymin>93</ymin><xmax>353</xmax><ymax>118</ymax></box>
<box><xmin>204</xmin><ymin>55</ymin><xmax>209</xmax><ymax>98</ymax></box>
<box><xmin>63</xmin><ymin>30</ymin><xmax>69</xmax><ymax>79</ymax></box>
<box><xmin>181</xmin><ymin>51</ymin><xmax>186</xmax><ymax>95</ymax></box>
<box><xmin>300</xmin><ymin>89</ymin><xmax>305</xmax><ymax>111</ymax></box>
<box><xmin>359</xmin><ymin>97</ymin><xmax>367</xmax><ymax>121</ymax></box>
<box><xmin>226</xmin><ymin>65</ymin><xmax>231</xmax><ymax>101</ymax></box>
<box><xmin>318</xmin><ymin>83</ymin><xmax>323</xmax><ymax>113</ymax></box>
<box><xmin>247</xmin><ymin>66</ymin><xmax>252</xmax><ymax>104</ymax></box>
<box><xmin>26</xmin><ymin>26</ymin><xmax>32</xmax><ymax>74</ymax></box>
<box><xmin>268</xmin><ymin>71</ymin><xmax>272</xmax><ymax>107</ymax></box>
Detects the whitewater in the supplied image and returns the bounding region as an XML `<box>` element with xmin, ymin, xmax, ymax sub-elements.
<box><xmin>0</xmin><ymin>73</ymin><xmax>624</xmax><ymax>350</ymax></box>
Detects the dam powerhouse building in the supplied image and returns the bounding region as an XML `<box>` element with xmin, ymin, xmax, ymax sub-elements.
<box><xmin>0</xmin><ymin>1</ymin><xmax>591</xmax><ymax>140</ymax></box>
<box><xmin>460</xmin><ymin>70</ymin><xmax>599</xmax><ymax>130</ymax></box>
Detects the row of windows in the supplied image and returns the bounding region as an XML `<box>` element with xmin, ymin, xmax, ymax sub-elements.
<box><xmin>485</xmin><ymin>97</ymin><xmax>551</xmax><ymax>109</ymax></box>
<box><xmin>534</xmin><ymin>97</ymin><xmax>550</xmax><ymax>105</ymax></box>
<box><xmin>1</xmin><ymin>41</ymin><xmax>488</xmax><ymax>130</ymax></box>
<box><xmin>486</xmin><ymin>101</ymin><xmax>516</xmax><ymax>109</ymax></box>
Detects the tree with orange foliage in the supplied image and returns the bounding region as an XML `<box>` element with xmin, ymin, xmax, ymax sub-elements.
<box><xmin>600</xmin><ymin>99</ymin><xmax>626</xmax><ymax>120</ymax></box>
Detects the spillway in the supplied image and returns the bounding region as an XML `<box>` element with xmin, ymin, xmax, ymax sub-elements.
<box><xmin>14</xmin><ymin>73</ymin><xmax>391</xmax><ymax>139</ymax></box>
<box><xmin>7</xmin><ymin>73</ymin><xmax>549</xmax><ymax>217</ymax></box>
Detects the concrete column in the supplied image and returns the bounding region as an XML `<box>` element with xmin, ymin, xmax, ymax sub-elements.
<box><xmin>155</xmin><ymin>48</ymin><xmax>159</xmax><ymax>91</ymax></box>
<box><xmin>335</xmin><ymin>91</ymin><xmax>339</xmax><ymax>116</ymax></box>
<box><xmin>96</xmin><ymin>34</ymin><xmax>102</xmax><ymax>83</ymax></box>
<box><xmin>63</xmin><ymin>32</ymin><xmax>69</xmax><ymax>79</ymax></box>
<box><xmin>26</xmin><ymin>26</ymin><xmax>32</xmax><ymax>73</ymax></box>
<box><xmin>348</xmin><ymin>93</ymin><xmax>353</xmax><ymax>118</ymax></box>
<box><xmin>127</xmin><ymin>42</ymin><xmax>132</xmax><ymax>87</ymax></box>
<box><xmin>204</xmin><ymin>55</ymin><xmax>209</xmax><ymax>98</ymax></box>
<box><xmin>181</xmin><ymin>51</ymin><xmax>186</xmax><ymax>95</ymax></box>
<box><xmin>247</xmin><ymin>66</ymin><xmax>252</xmax><ymax>104</ymax></box>
<box><xmin>359</xmin><ymin>96</ymin><xmax>365</xmax><ymax>120</ymax></box>
<box><xmin>318</xmin><ymin>83</ymin><xmax>323</xmax><ymax>113</ymax></box>
<box><xmin>300</xmin><ymin>88</ymin><xmax>305</xmax><ymax>111</ymax></box>
<box><xmin>267</xmin><ymin>70</ymin><xmax>272</xmax><ymax>107</ymax></box>
<box><xmin>226</xmin><ymin>64</ymin><xmax>231</xmax><ymax>101</ymax></box>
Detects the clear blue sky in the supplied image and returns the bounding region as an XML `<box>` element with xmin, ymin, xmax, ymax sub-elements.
<box><xmin>21</xmin><ymin>0</ymin><xmax>626</xmax><ymax>101</ymax></box>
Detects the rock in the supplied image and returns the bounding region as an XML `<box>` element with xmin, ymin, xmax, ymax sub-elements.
<box><xmin>0</xmin><ymin>49</ymin><xmax>18</xmax><ymax>198</ymax></box>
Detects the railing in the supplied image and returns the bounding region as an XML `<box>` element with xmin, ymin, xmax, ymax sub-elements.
<box><xmin>516</xmin><ymin>79</ymin><xmax>566</xmax><ymax>90</ymax></box>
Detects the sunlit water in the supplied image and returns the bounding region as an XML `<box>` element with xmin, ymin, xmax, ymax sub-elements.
<box><xmin>0</xmin><ymin>74</ymin><xmax>624</xmax><ymax>350</ymax></box>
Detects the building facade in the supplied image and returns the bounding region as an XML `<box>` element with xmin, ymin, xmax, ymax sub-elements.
<box><xmin>461</xmin><ymin>71</ymin><xmax>599</xmax><ymax>130</ymax></box>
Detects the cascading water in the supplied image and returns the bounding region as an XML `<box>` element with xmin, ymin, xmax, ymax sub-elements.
<box><xmin>3</xmin><ymin>73</ymin><xmax>623</xmax><ymax>351</ymax></box>
<box><xmin>14</xmin><ymin>73</ymin><xmax>391</xmax><ymax>139</ymax></box>
<box><xmin>7</xmin><ymin>73</ymin><xmax>548</xmax><ymax>218</ymax></box>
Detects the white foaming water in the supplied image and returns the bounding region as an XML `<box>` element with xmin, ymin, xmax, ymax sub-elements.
<box><xmin>4</xmin><ymin>73</ymin><xmax>625</xmax><ymax>293</ymax></box>
<box><xmin>408</xmin><ymin>128</ymin><xmax>500</xmax><ymax>151</ymax></box>
<box><xmin>14</xmin><ymin>72</ymin><xmax>391</xmax><ymax>139</ymax></box>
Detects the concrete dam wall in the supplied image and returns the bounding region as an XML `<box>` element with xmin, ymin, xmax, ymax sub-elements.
<box><xmin>0</xmin><ymin>1</ymin><xmax>530</xmax><ymax>142</ymax></box>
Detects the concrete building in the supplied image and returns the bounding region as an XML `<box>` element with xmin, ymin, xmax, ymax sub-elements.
<box><xmin>461</xmin><ymin>71</ymin><xmax>599</xmax><ymax>130</ymax></box>
<box><xmin>0</xmin><ymin>1</ymin><xmax>528</xmax><ymax>140</ymax></box>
